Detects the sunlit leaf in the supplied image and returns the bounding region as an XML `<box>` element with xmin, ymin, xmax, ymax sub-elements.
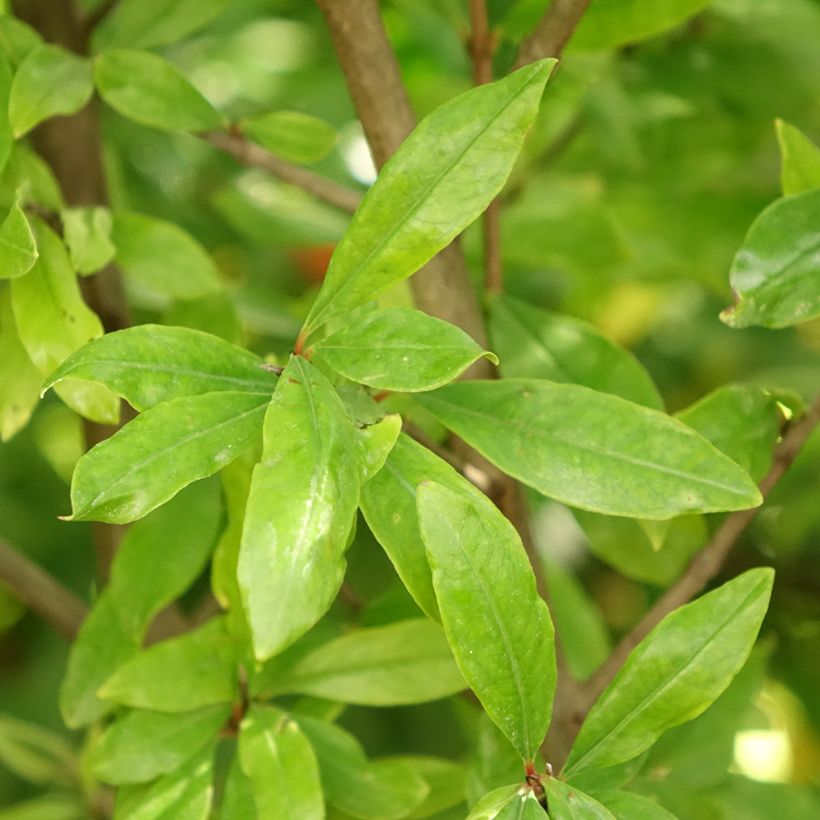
<box><xmin>776</xmin><ymin>119</ymin><xmax>820</xmax><ymax>196</ymax></box>
<box><xmin>242</xmin><ymin>110</ymin><xmax>338</xmax><ymax>165</ymax></box>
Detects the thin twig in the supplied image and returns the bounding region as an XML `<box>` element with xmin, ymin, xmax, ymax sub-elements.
<box><xmin>513</xmin><ymin>0</ymin><xmax>592</xmax><ymax>69</ymax></box>
<box><xmin>0</xmin><ymin>540</ymin><xmax>88</xmax><ymax>641</ymax></box>
<box><xmin>203</xmin><ymin>131</ymin><xmax>363</xmax><ymax>215</ymax></box>
<box><xmin>576</xmin><ymin>392</ymin><xmax>820</xmax><ymax>725</ymax></box>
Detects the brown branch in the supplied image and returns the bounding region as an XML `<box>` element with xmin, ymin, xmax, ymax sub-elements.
<box><xmin>563</xmin><ymin>393</ymin><xmax>820</xmax><ymax>751</ymax></box>
<box><xmin>0</xmin><ymin>540</ymin><xmax>88</xmax><ymax>640</ymax></box>
<box><xmin>203</xmin><ymin>131</ymin><xmax>363</xmax><ymax>214</ymax></box>
<box><xmin>513</xmin><ymin>0</ymin><xmax>592</xmax><ymax>69</ymax></box>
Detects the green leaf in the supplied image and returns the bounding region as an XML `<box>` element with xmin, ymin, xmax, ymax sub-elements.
<box><xmin>775</xmin><ymin>119</ymin><xmax>820</xmax><ymax>196</ymax></box>
<box><xmin>563</xmin><ymin>568</ymin><xmax>774</xmax><ymax>777</ymax></box>
<box><xmin>294</xmin><ymin>715</ymin><xmax>429</xmax><ymax>819</ymax></box>
<box><xmin>93</xmin><ymin>0</ymin><xmax>229</xmax><ymax>51</ymax></box>
<box><xmin>10</xmin><ymin>220</ymin><xmax>118</xmax><ymax>423</ymax></box>
<box><xmin>497</xmin><ymin>792</ymin><xmax>549</xmax><ymax>819</ymax></box>
<box><xmin>114</xmin><ymin>747</ymin><xmax>214</xmax><ymax>820</ymax></box>
<box><xmin>0</xmin><ymin>199</ymin><xmax>37</xmax><ymax>280</ymax></box>
<box><xmin>238</xmin><ymin>356</ymin><xmax>360</xmax><ymax>660</ymax></box>
<box><xmin>0</xmin><ymin>796</ymin><xmax>84</xmax><ymax>820</ymax></box>
<box><xmin>676</xmin><ymin>384</ymin><xmax>780</xmax><ymax>481</ymax></box>
<box><xmin>397</xmin><ymin>756</ymin><xmax>467</xmax><ymax>819</ymax></box>
<box><xmin>2</xmin><ymin>145</ymin><xmax>63</xmax><ymax>210</ymax></box>
<box><xmin>100</xmin><ymin>617</ymin><xmax>238</xmax><ymax>712</ymax></box>
<box><xmin>488</xmin><ymin>295</ymin><xmax>662</xmax><ymax>410</ymax></box>
<box><xmin>465</xmin><ymin>714</ymin><xmax>524</xmax><ymax>808</ymax></box>
<box><xmin>0</xmin><ymin>54</ymin><xmax>13</xmax><ymax>174</ymax></box>
<box><xmin>112</xmin><ymin>211</ymin><xmax>222</xmax><ymax>299</ymax></box>
<box><xmin>592</xmin><ymin>790</ymin><xmax>679</xmax><ymax>819</ymax></box>
<box><xmin>356</xmin><ymin>413</ymin><xmax>401</xmax><ymax>482</ymax></box>
<box><xmin>361</xmin><ymin>434</ymin><xmax>492</xmax><ymax>621</ymax></box>
<box><xmin>242</xmin><ymin>110</ymin><xmax>338</xmax><ymax>165</ymax></box>
<box><xmin>94</xmin><ymin>49</ymin><xmax>223</xmax><ymax>133</ymax></box>
<box><xmin>9</xmin><ymin>44</ymin><xmax>92</xmax><ymax>137</ymax></box>
<box><xmin>569</xmin><ymin>0</ymin><xmax>710</xmax><ymax>52</ymax></box>
<box><xmin>0</xmin><ymin>15</ymin><xmax>41</xmax><ymax>67</ymax></box>
<box><xmin>61</xmin><ymin>207</ymin><xmax>115</xmax><ymax>275</ymax></box>
<box><xmin>238</xmin><ymin>706</ymin><xmax>324</xmax><ymax>820</ymax></box>
<box><xmin>722</xmin><ymin>189</ymin><xmax>820</xmax><ymax>328</ymax></box>
<box><xmin>44</xmin><ymin>324</ymin><xmax>276</xmax><ymax>412</ymax></box>
<box><xmin>268</xmin><ymin>618</ymin><xmax>464</xmax><ymax>705</ymax></box>
<box><xmin>219</xmin><ymin>755</ymin><xmax>257</xmax><ymax>819</ymax></box>
<box><xmin>0</xmin><ymin>287</ymin><xmax>41</xmax><ymax>440</ymax></box>
<box><xmin>544</xmin><ymin>779</ymin><xmax>615</xmax><ymax>819</ymax></box>
<box><xmin>417</xmin><ymin>380</ymin><xmax>761</xmax><ymax>519</ymax></box>
<box><xmin>61</xmin><ymin>480</ymin><xmax>222</xmax><ymax>727</ymax></box>
<box><xmin>301</xmin><ymin>60</ymin><xmax>555</xmax><ymax>336</ymax></box>
<box><xmin>466</xmin><ymin>785</ymin><xmax>520</xmax><ymax>820</ymax></box>
<box><xmin>313</xmin><ymin>308</ymin><xmax>497</xmax><ymax>392</ymax></box>
<box><xmin>89</xmin><ymin>705</ymin><xmax>227</xmax><ymax>785</ymax></box>
<box><xmin>417</xmin><ymin>482</ymin><xmax>555</xmax><ymax>762</ymax></box>
<box><xmin>0</xmin><ymin>715</ymin><xmax>74</xmax><ymax>785</ymax></box>
<box><xmin>68</xmin><ymin>390</ymin><xmax>267</xmax><ymax>524</ymax></box>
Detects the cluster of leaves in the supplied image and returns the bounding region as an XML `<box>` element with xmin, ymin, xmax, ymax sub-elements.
<box><xmin>1</xmin><ymin>0</ymin><xmax>819</xmax><ymax>818</ymax></box>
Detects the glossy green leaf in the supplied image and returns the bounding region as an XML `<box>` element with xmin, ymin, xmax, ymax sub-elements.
<box><xmin>238</xmin><ymin>706</ymin><xmax>324</xmax><ymax>820</ymax></box>
<box><xmin>569</xmin><ymin>0</ymin><xmax>710</xmax><ymax>52</ymax></box>
<box><xmin>360</xmin><ymin>434</ymin><xmax>480</xmax><ymax>621</ymax></box>
<box><xmin>0</xmin><ymin>796</ymin><xmax>84</xmax><ymax>820</ymax></box>
<box><xmin>61</xmin><ymin>207</ymin><xmax>115</xmax><ymax>275</ymax></box>
<box><xmin>242</xmin><ymin>110</ymin><xmax>338</xmax><ymax>165</ymax></box>
<box><xmin>112</xmin><ymin>211</ymin><xmax>222</xmax><ymax>299</ymax></box>
<box><xmin>0</xmin><ymin>54</ymin><xmax>13</xmax><ymax>173</ymax></box>
<box><xmin>466</xmin><ymin>785</ymin><xmax>521</xmax><ymax>820</ymax></box>
<box><xmin>100</xmin><ymin>617</ymin><xmax>238</xmax><ymax>712</ymax></box>
<box><xmin>676</xmin><ymin>384</ymin><xmax>780</xmax><ymax>481</ymax></box>
<box><xmin>294</xmin><ymin>716</ymin><xmax>429</xmax><ymax>819</ymax></box>
<box><xmin>219</xmin><ymin>756</ymin><xmax>257</xmax><ymax>819</ymax></box>
<box><xmin>2</xmin><ymin>144</ymin><xmax>63</xmax><ymax>210</ymax></box>
<box><xmin>68</xmin><ymin>390</ymin><xmax>267</xmax><ymax>523</ymax></box>
<box><xmin>0</xmin><ymin>287</ymin><xmax>41</xmax><ymax>440</ymax></box>
<box><xmin>722</xmin><ymin>189</ymin><xmax>820</xmax><ymax>328</ymax></box>
<box><xmin>497</xmin><ymin>791</ymin><xmax>548</xmax><ymax>819</ymax></box>
<box><xmin>89</xmin><ymin>705</ymin><xmax>228</xmax><ymax>785</ymax></box>
<box><xmin>10</xmin><ymin>220</ymin><xmax>118</xmax><ymax>423</ymax></box>
<box><xmin>94</xmin><ymin>49</ymin><xmax>223</xmax><ymax>133</ymax></box>
<box><xmin>544</xmin><ymin>779</ymin><xmax>614</xmax><ymax>819</ymax></box>
<box><xmin>269</xmin><ymin>618</ymin><xmax>464</xmax><ymax>705</ymax></box>
<box><xmin>563</xmin><ymin>568</ymin><xmax>774</xmax><ymax>777</ymax></box>
<box><xmin>488</xmin><ymin>295</ymin><xmax>662</xmax><ymax>409</ymax></box>
<box><xmin>776</xmin><ymin>119</ymin><xmax>820</xmax><ymax>196</ymax></box>
<box><xmin>61</xmin><ymin>481</ymin><xmax>222</xmax><ymax>727</ymax></box>
<box><xmin>592</xmin><ymin>790</ymin><xmax>679</xmax><ymax>819</ymax></box>
<box><xmin>0</xmin><ymin>200</ymin><xmax>36</xmax><ymax>280</ymax></box>
<box><xmin>417</xmin><ymin>380</ymin><xmax>761</xmax><ymax>519</ymax></box>
<box><xmin>44</xmin><ymin>324</ymin><xmax>276</xmax><ymax>412</ymax></box>
<box><xmin>398</xmin><ymin>756</ymin><xmax>466</xmax><ymax>819</ymax></box>
<box><xmin>9</xmin><ymin>44</ymin><xmax>92</xmax><ymax>137</ymax></box>
<box><xmin>301</xmin><ymin>60</ymin><xmax>555</xmax><ymax>336</ymax></box>
<box><xmin>417</xmin><ymin>482</ymin><xmax>555</xmax><ymax>762</ymax></box>
<box><xmin>356</xmin><ymin>413</ymin><xmax>401</xmax><ymax>482</ymax></box>
<box><xmin>238</xmin><ymin>356</ymin><xmax>359</xmax><ymax>660</ymax></box>
<box><xmin>0</xmin><ymin>15</ymin><xmax>41</xmax><ymax>66</ymax></box>
<box><xmin>114</xmin><ymin>747</ymin><xmax>214</xmax><ymax>820</ymax></box>
<box><xmin>313</xmin><ymin>307</ymin><xmax>497</xmax><ymax>392</ymax></box>
<box><xmin>93</xmin><ymin>0</ymin><xmax>229</xmax><ymax>51</ymax></box>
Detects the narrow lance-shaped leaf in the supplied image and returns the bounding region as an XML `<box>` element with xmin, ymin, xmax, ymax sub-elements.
<box><xmin>312</xmin><ymin>307</ymin><xmax>498</xmax><ymax>392</ymax></box>
<box><xmin>44</xmin><ymin>324</ymin><xmax>277</xmax><ymax>411</ymax></box>
<box><xmin>238</xmin><ymin>707</ymin><xmax>324</xmax><ymax>820</ymax></box>
<box><xmin>99</xmin><ymin>617</ymin><xmax>239</xmax><ymax>713</ymax></box>
<box><xmin>301</xmin><ymin>59</ymin><xmax>555</xmax><ymax>337</ymax></box>
<box><xmin>563</xmin><ymin>568</ymin><xmax>774</xmax><ymax>777</ymax></box>
<box><xmin>775</xmin><ymin>119</ymin><xmax>820</xmax><ymax>196</ymax></box>
<box><xmin>268</xmin><ymin>619</ymin><xmax>464</xmax><ymax>706</ymax></box>
<box><xmin>89</xmin><ymin>706</ymin><xmax>228</xmax><ymax>785</ymax></box>
<box><xmin>488</xmin><ymin>294</ymin><xmax>662</xmax><ymax>409</ymax></box>
<box><xmin>9</xmin><ymin>44</ymin><xmax>93</xmax><ymax>137</ymax></box>
<box><xmin>10</xmin><ymin>219</ymin><xmax>119</xmax><ymax>423</ymax></box>
<box><xmin>417</xmin><ymin>482</ymin><xmax>556</xmax><ymax>763</ymax></box>
<box><xmin>543</xmin><ymin>778</ymin><xmax>615</xmax><ymax>819</ymax></box>
<box><xmin>417</xmin><ymin>380</ymin><xmax>761</xmax><ymax>520</ymax></box>
<box><xmin>592</xmin><ymin>790</ymin><xmax>679</xmax><ymax>819</ymax></box>
<box><xmin>242</xmin><ymin>110</ymin><xmax>338</xmax><ymax>165</ymax></box>
<box><xmin>93</xmin><ymin>0</ymin><xmax>230</xmax><ymax>52</ymax></box>
<box><xmin>68</xmin><ymin>390</ymin><xmax>267</xmax><ymax>524</ymax></box>
<box><xmin>113</xmin><ymin>747</ymin><xmax>214</xmax><ymax>820</ymax></box>
<box><xmin>721</xmin><ymin>189</ymin><xmax>820</xmax><ymax>329</ymax></box>
<box><xmin>466</xmin><ymin>785</ymin><xmax>521</xmax><ymax>820</ymax></box>
<box><xmin>238</xmin><ymin>356</ymin><xmax>360</xmax><ymax>660</ymax></box>
<box><xmin>0</xmin><ymin>199</ymin><xmax>37</xmax><ymax>279</ymax></box>
<box><xmin>94</xmin><ymin>49</ymin><xmax>223</xmax><ymax>133</ymax></box>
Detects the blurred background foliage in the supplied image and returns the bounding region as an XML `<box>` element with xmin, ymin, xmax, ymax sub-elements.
<box><xmin>1</xmin><ymin>0</ymin><xmax>819</xmax><ymax>816</ymax></box>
